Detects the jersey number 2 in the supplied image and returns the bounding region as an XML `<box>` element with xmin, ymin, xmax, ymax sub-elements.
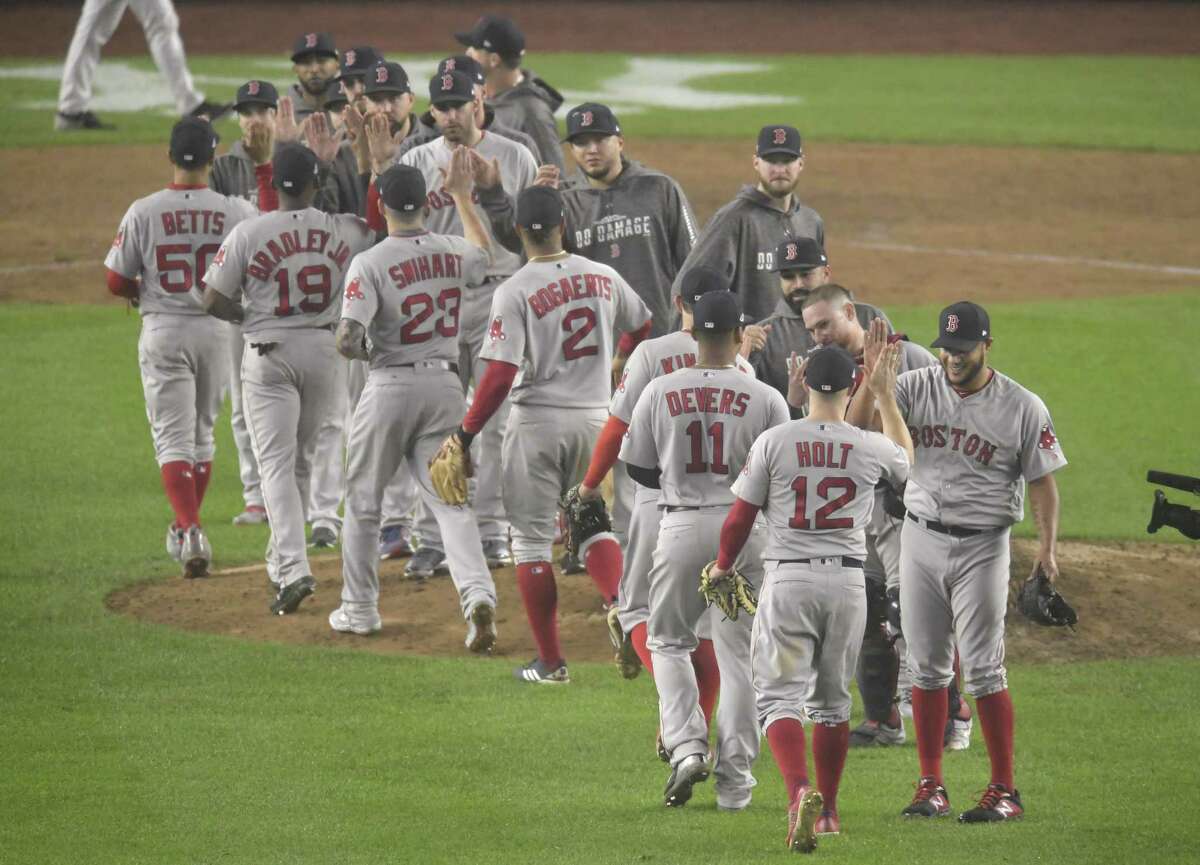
<box><xmin>561</xmin><ymin>307</ymin><xmax>598</xmax><ymax>360</ymax></box>
<box><xmin>789</xmin><ymin>476</ymin><xmax>857</xmax><ymax>529</ymax></box>
<box><xmin>273</xmin><ymin>265</ymin><xmax>333</xmax><ymax>316</ymax></box>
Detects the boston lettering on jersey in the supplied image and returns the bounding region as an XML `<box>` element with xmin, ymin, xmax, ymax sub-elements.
<box><xmin>161</xmin><ymin>209</ymin><xmax>227</xmax><ymax>236</ymax></box>
<box><xmin>527</xmin><ymin>272</ymin><xmax>614</xmax><ymax>319</ymax></box>
<box><xmin>665</xmin><ymin>386</ymin><xmax>751</xmax><ymax>418</ymax></box>
<box><xmin>574</xmin><ymin>214</ymin><xmax>653</xmax><ymax>249</ymax></box>
<box><xmin>387</xmin><ymin>252</ymin><xmax>465</xmax><ymax>290</ymax></box>
<box><xmin>795</xmin><ymin>440</ymin><xmax>853</xmax><ymax>470</ymax></box>
<box><xmin>908</xmin><ymin>423</ymin><xmax>998</xmax><ymax>466</ymax></box>
<box><xmin>426</xmin><ymin>186</ymin><xmax>480</xmax><ymax>210</ymax></box>
<box><xmin>246</xmin><ymin>229</ymin><xmax>353</xmax><ymax>280</ymax></box>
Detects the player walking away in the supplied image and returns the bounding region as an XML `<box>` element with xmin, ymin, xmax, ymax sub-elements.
<box><xmin>714</xmin><ymin>343</ymin><xmax>913</xmax><ymax>851</ymax></box>
<box><xmin>621</xmin><ymin>292</ymin><xmax>789</xmax><ymax>811</ymax></box>
<box><xmin>105</xmin><ymin>118</ymin><xmax>256</xmax><ymax>576</ymax></box>
<box><xmin>430</xmin><ymin>185</ymin><xmax>652</xmax><ymax>683</ymax></box>
<box><xmin>288</xmin><ymin>32</ymin><xmax>340</xmax><ymax>121</ymax></box>
<box><xmin>848</xmin><ymin>301</ymin><xmax>1067</xmax><ymax>823</ymax></box>
<box><xmin>456</xmin><ymin>14</ymin><xmax>565</xmax><ymax>171</ymax></box>
<box><xmin>329</xmin><ymin>159</ymin><xmax>500</xmax><ymax>649</ymax></box>
<box><xmin>56</xmin><ymin>0</ymin><xmax>229</xmax><ymax>130</ymax></box>
<box><xmin>672</xmin><ymin>126</ymin><xmax>823</xmax><ymax>325</ymax></box>
<box><xmin>201</xmin><ymin>144</ymin><xmax>374</xmax><ymax>615</ymax></box>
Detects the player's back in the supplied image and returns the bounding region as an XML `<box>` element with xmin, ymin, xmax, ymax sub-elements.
<box><xmin>643</xmin><ymin>365</ymin><xmax>788</xmax><ymax>507</ymax></box>
<box><xmin>108</xmin><ymin>187</ymin><xmax>253</xmax><ymax>316</ymax></box>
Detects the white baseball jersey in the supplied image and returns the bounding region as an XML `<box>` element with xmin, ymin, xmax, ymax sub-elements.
<box><xmin>399</xmin><ymin>134</ymin><xmax>537</xmax><ymax>279</ymax></box>
<box><xmin>202</xmin><ymin>208</ymin><xmax>374</xmax><ymax>339</ymax></box>
<box><xmin>894</xmin><ymin>366</ymin><xmax>1067</xmax><ymax>528</ymax></box>
<box><xmin>733</xmin><ymin>420</ymin><xmax>910</xmax><ymax>560</ymax></box>
<box><xmin>340</xmin><ymin>232</ymin><xmax>490</xmax><ymax>369</ymax></box>
<box><xmin>609</xmin><ymin>330</ymin><xmax>755</xmax><ymax>424</ymax></box>
<box><xmin>621</xmin><ymin>365</ymin><xmax>789</xmax><ymax>507</ymax></box>
<box><xmin>480</xmin><ymin>253</ymin><xmax>651</xmax><ymax>408</ymax></box>
<box><xmin>106</xmin><ymin>186</ymin><xmax>256</xmax><ymax>316</ymax></box>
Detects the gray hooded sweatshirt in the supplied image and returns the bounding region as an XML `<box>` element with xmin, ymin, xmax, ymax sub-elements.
<box><xmin>488</xmin><ymin>70</ymin><xmax>564</xmax><ymax>171</ymax></box>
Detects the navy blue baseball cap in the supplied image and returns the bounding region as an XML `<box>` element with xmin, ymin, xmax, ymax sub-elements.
<box><xmin>169</xmin><ymin>117</ymin><xmax>218</xmax><ymax>166</ymax></box>
<box><xmin>773</xmin><ymin>237</ymin><xmax>827</xmax><ymax>272</ymax></box>
<box><xmin>438</xmin><ymin>55</ymin><xmax>485</xmax><ymax>88</ymax></box>
<box><xmin>693</xmin><ymin>290</ymin><xmax>744</xmax><ymax>332</ymax></box>
<box><xmin>430</xmin><ymin>70</ymin><xmax>474</xmax><ymax>107</ymax></box>
<box><xmin>291</xmin><ymin>32</ymin><xmax>338</xmax><ymax>63</ymax></box>
<box><xmin>932</xmin><ymin>301</ymin><xmax>991</xmax><ymax>352</ymax></box>
<box><xmin>234</xmin><ymin>80</ymin><xmax>278</xmax><ymax>111</ymax></box>
<box><xmin>273</xmin><ymin>143</ymin><xmax>318</xmax><ymax>191</ymax></box>
<box><xmin>678</xmin><ymin>266</ymin><xmax>730</xmax><ymax>307</ymax></box>
<box><xmin>323</xmin><ymin>79</ymin><xmax>350</xmax><ymax>109</ymax></box>
<box><xmin>564</xmin><ymin>103</ymin><xmax>621</xmax><ymax>142</ymax></box>
<box><xmin>516</xmin><ymin>186</ymin><xmax>563</xmax><ymax>230</ymax></box>
<box><xmin>455</xmin><ymin>15</ymin><xmax>526</xmax><ymax>57</ymax></box>
<box><xmin>379</xmin><ymin>164</ymin><xmax>427</xmax><ymax>213</ymax></box>
<box><xmin>757</xmin><ymin>124</ymin><xmax>803</xmax><ymax>158</ymax></box>
<box><xmin>365</xmin><ymin>61</ymin><xmax>411</xmax><ymax>96</ymax></box>
<box><xmin>338</xmin><ymin>46</ymin><xmax>384</xmax><ymax>81</ymax></box>
<box><xmin>805</xmin><ymin>345</ymin><xmax>857</xmax><ymax>393</ymax></box>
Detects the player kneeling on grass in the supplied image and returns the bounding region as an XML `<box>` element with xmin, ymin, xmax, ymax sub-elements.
<box><xmin>710</xmin><ymin>343</ymin><xmax>913</xmax><ymax>852</ymax></box>
<box><xmin>105</xmin><ymin>117</ymin><xmax>259</xmax><ymax>579</ymax></box>
<box><xmin>329</xmin><ymin>157</ymin><xmax>500</xmax><ymax>650</ymax></box>
<box><xmin>202</xmin><ymin>144</ymin><xmax>374</xmax><ymax>616</ymax></box>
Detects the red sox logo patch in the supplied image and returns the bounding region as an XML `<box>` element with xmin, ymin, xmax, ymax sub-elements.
<box><xmin>376</xmin><ymin>65</ymin><xmax>389</xmax><ymax>85</ymax></box>
<box><xmin>785</xmin><ymin>242</ymin><xmax>798</xmax><ymax>262</ymax></box>
<box><xmin>610</xmin><ymin>243</ymin><xmax>621</xmax><ymax>259</ymax></box>
<box><xmin>344</xmin><ymin>277</ymin><xmax>365</xmax><ymax>301</ymax></box>
<box><xmin>581</xmin><ymin>110</ymin><xmax>594</xmax><ymax>127</ymax></box>
<box><xmin>617</xmin><ymin>370</ymin><xmax>629</xmax><ymax>393</ymax></box>
<box><xmin>211</xmin><ymin>246</ymin><xmax>226</xmax><ymax>268</ymax></box>
<box><xmin>1037</xmin><ymin>423</ymin><xmax>1058</xmax><ymax>451</ymax></box>
<box><xmin>247</xmin><ymin>81</ymin><xmax>260</xmax><ymax>96</ymax></box>
<box><xmin>488</xmin><ymin>315</ymin><xmax>507</xmax><ymax>341</ymax></box>
<box><xmin>304</xmin><ymin>33</ymin><xmax>318</xmax><ymax>49</ymax></box>
<box><xmin>773</xmin><ymin>127</ymin><xmax>787</xmax><ymax>145</ymax></box>
<box><xmin>344</xmin><ymin>49</ymin><xmax>356</xmax><ymax>67</ymax></box>
<box><xmin>444</xmin><ymin>58</ymin><xmax>456</xmax><ymax>71</ymax></box>
<box><xmin>440</xmin><ymin>73</ymin><xmax>454</xmax><ymax>91</ymax></box>
<box><xmin>112</xmin><ymin>227</ymin><xmax>124</xmax><ymax>249</ymax></box>
<box><xmin>946</xmin><ymin>314</ymin><xmax>960</xmax><ymax>333</ymax></box>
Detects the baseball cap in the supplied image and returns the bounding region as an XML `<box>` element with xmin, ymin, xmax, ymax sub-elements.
<box><xmin>516</xmin><ymin>186</ymin><xmax>563</xmax><ymax>230</ymax></box>
<box><xmin>234</xmin><ymin>80</ymin><xmax>278</xmax><ymax>112</ymax></box>
<box><xmin>429</xmin><ymin>70</ymin><xmax>474</xmax><ymax>107</ymax></box>
<box><xmin>931</xmin><ymin>301</ymin><xmax>991</xmax><ymax>352</ymax></box>
<box><xmin>338</xmin><ymin>46</ymin><xmax>384</xmax><ymax>81</ymax></box>
<box><xmin>805</xmin><ymin>345</ymin><xmax>858</xmax><ymax>393</ymax></box>
<box><xmin>678</xmin><ymin>266</ymin><xmax>730</xmax><ymax>307</ymax></box>
<box><xmin>378</xmin><ymin>164</ymin><xmax>427</xmax><ymax>213</ymax></box>
<box><xmin>773</xmin><ymin>237</ymin><xmax>827</xmax><ymax>273</ymax></box>
<box><xmin>455</xmin><ymin>15</ymin><xmax>526</xmax><ymax>57</ymax></box>
<box><xmin>323</xmin><ymin>79</ymin><xmax>350</xmax><ymax>110</ymax></box>
<box><xmin>757</xmin><ymin>124</ymin><xmax>803</xmax><ymax>159</ymax></box>
<box><xmin>365</xmin><ymin>61</ymin><xmax>411</xmax><ymax>96</ymax></box>
<box><xmin>438</xmin><ymin>55</ymin><xmax>485</xmax><ymax>88</ymax></box>
<box><xmin>169</xmin><ymin>117</ymin><xmax>218</xmax><ymax>167</ymax></box>
<box><xmin>692</xmin><ymin>290</ymin><xmax>744</xmax><ymax>332</ymax></box>
<box><xmin>272</xmin><ymin>143</ymin><xmax>318</xmax><ymax>191</ymax></box>
<box><xmin>564</xmin><ymin>103</ymin><xmax>621</xmax><ymax>142</ymax></box>
<box><xmin>291</xmin><ymin>32</ymin><xmax>338</xmax><ymax>63</ymax></box>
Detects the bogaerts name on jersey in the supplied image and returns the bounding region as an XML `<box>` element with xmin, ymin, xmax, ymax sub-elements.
<box><xmin>246</xmin><ymin>229</ymin><xmax>353</xmax><ymax>280</ymax></box>
<box><xmin>795</xmin><ymin>440</ymin><xmax>854</xmax><ymax>470</ymax></box>
<box><xmin>161</xmin><ymin>209</ymin><xmax>227</xmax><ymax>236</ymax></box>
<box><xmin>527</xmin><ymin>272</ymin><xmax>615</xmax><ymax>319</ymax></box>
<box><xmin>908</xmin><ymin>424</ymin><xmax>998</xmax><ymax>466</ymax></box>
<box><xmin>665</xmin><ymin>386</ymin><xmax>751</xmax><ymax>418</ymax></box>
<box><xmin>387</xmin><ymin>252</ymin><xmax>466</xmax><ymax>290</ymax></box>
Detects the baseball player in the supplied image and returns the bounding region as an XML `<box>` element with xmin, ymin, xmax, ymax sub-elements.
<box><xmin>201</xmin><ymin>143</ymin><xmax>374</xmax><ymax>616</ymax></box>
<box><xmin>105</xmin><ymin>117</ymin><xmax>256</xmax><ymax>577</ymax></box>
<box><xmin>56</xmin><ymin>0</ymin><xmax>227</xmax><ymax>130</ymax></box>
<box><xmin>329</xmin><ymin>159</ymin><xmax>499</xmax><ymax>649</ymax></box>
<box><xmin>847</xmin><ymin>301</ymin><xmax>1067</xmax><ymax>822</ymax></box>
<box><xmin>711</xmin><ymin>343</ymin><xmax>913</xmax><ymax>850</ymax></box>
<box><xmin>429</xmin><ymin>185</ymin><xmax>652</xmax><ymax>683</ymax></box>
<box><xmin>621</xmin><ymin>291</ymin><xmax>789</xmax><ymax>810</ymax></box>
<box><xmin>672</xmin><ymin>126</ymin><xmax>823</xmax><ymax>324</ymax></box>
<box><xmin>288</xmin><ymin>32</ymin><xmax>340</xmax><ymax>121</ymax></box>
<box><xmin>455</xmin><ymin>14</ymin><xmax>565</xmax><ymax>171</ymax></box>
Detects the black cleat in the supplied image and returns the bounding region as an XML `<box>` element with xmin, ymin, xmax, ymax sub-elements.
<box><xmin>270</xmin><ymin>575</ymin><xmax>316</xmax><ymax>615</ymax></box>
<box><xmin>55</xmin><ymin>111</ymin><xmax>115</xmax><ymax>131</ymax></box>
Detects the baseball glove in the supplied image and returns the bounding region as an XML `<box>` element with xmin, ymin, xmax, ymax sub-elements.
<box><xmin>560</xmin><ymin>484</ymin><xmax>612</xmax><ymax>557</ymax></box>
<box><xmin>699</xmin><ymin>560</ymin><xmax>758</xmax><ymax>621</ymax></box>
<box><xmin>429</xmin><ymin>432</ymin><xmax>472</xmax><ymax>506</ymax></box>
<box><xmin>1017</xmin><ymin>565</ymin><xmax>1077</xmax><ymax>629</ymax></box>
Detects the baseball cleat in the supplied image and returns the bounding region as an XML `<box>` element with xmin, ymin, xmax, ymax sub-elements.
<box><xmin>786</xmin><ymin>787</ymin><xmax>824</xmax><ymax>852</ymax></box>
<box><xmin>514</xmin><ymin>657</ymin><xmax>569</xmax><ymax>685</ymax></box>
<box><xmin>232</xmin><ymin>505</ymin><xmax>268</xmax><ymax>526</ymax></box>
<box><xmin>814</xmin><ymin>809</ymin><xmax>840</xmax><ymax>836</ymax></box>
<box><xmin>465</xmin><ymin>603</ymin><xmax>497</xmax><ymax>654</ymax></box>
<box><xmin>945</xmin><ymin>716</ymin><xmax>973</xmax><ymax>751</ymax></box>
<box><xmin>902</xmin><ymin>776</ymin><xmax>951</xmax><ymax>818</ymax></box>
<box><xmin>656</xmin><ymin>730</ymin><xmax>670</xmax><ymax>763</ymax></box>
<box><xmin>329</xmin><ymin>604</ymin><xmax>382</xmax><ymax>635</ymax></box>
<box><xmin>180</xmin><ymin>525</ymin><xmax>211</xmax><ymax>578</ymax></box>
<box><xmin>309</xmin><ymin>525</ymin><xmax>338</xmax><ymax>549</ymax></box>
<box><xmin>899</xmin><ymin>690</ymin><xmax>913</xmax><ymax>720</ymax></box>
<box><xmin>850</xmin><ymin>719</ymin><xmax>906</xmax><ymax>747</ymax></box>
<box><xmin>405</xmin><ymin>546</ymin><xmax>449</xmax><ymax>580</ymax></box>
<box><xmin>55</xmin><ymin>110</ymin><xmax>114</xmax><ymax>131</ymax></box>
<box><xmin>378</xmin><ymin>524</ymin><xmax>414</xmax><ymax>560</ymax></box>
<box><xmin>664</xmin><ymin>753</ymin><xmax>711</xmax><ymax>808</ymax></box>
<box><xmin>559</xmin><ymin>550</ymin><xmax>585</xmax><ymax>575</ymax></box>
<box><xmin>959</xmin><ymin>784</ymin><xmax>1023</xmax><ymax>823</ymax></box>
<box><xmin>270</xmin><ymin>575</ymin><xmax>316</xmax><ymax>615</ymax></box>
<box><xmin>166</xmin><ymin>524</ymin><xmax>185</xmax><ymax>562</ymax></box>
<box><xmin>188</xmin><ymin>100</ymin><xmax>234</xmax><ymax>121</ymax></box>
<box><xmin>482</xmin><ymin>537</ymin><xmax>513</xmax><ymax>569</ymax></box>
<box><xmin>607</xmin><ymin>606</ymin><xmax>642</xmax><ymax>679</ymax></box>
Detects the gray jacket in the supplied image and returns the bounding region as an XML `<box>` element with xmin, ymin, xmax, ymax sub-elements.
<box><xmin>478</xmin><ymin>158</ymin><xmax>699</xmax><ymax>336</ymax></box>
<box><xmin>210</xmin><ymin>139</ymin><xmax>340</xmax><ymax>214</ymax></box>
<box><xmin>488</xmin><ymin>70</ymin><xmax>564</xmax><ymax>171</ymax></box>
<box><xmin>396</xmin><ymin>106</ymin><xmax>539</xmax><ymax>161</ymax></box>
<box><xmin>672</xmin><ymin>185</ymin><xmax>824</xmax><ymax>324</ymax></box>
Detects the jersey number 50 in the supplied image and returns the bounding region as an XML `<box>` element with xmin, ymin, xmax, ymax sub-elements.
<box><xmin>156</xmin><ymin>243</ymin><xmax>221</xmax><ymax>293</ymax></box>
<box><xmin>789</xmin><ymin>476</ymin><xmax>857</xmax><ymax>529</ymax></box>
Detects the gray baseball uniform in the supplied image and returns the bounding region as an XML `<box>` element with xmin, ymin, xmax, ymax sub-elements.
<box><xmin>734</xmin><ymin>420</ymin><xmax>909</xmax><ymax>733</ymax></box>
<box><xmin>893</xmin><ymin>366</ymin><xmax>1067</xmax><ymax>697</ymax></box>
<box><xmin>487</xmin><ymin>70</ymin><xmax>564</xmax><ymax>171</ymax></box>
<box><xmin>338</xmin><ymin>231</ymin><xmax>497</xmax><ymax>617</ymax></box>
<box><xmin>672</xmin><ymin>186</ymin><xmax>824</xmax><ymax>324</ymax></box>
<box><xmin>203</xmin><ymin>208</ymin><xmax>373</xmax><ymax>589</ymax></box>
<box><xmin>621</xmin><ymin>365</ymin><xmax>789</xmax><ymax>807</ymax></box>
<box><xmin>481</xmin><ymin>253</ymin><xmax>650</xmax><ymax>563</ymax></box>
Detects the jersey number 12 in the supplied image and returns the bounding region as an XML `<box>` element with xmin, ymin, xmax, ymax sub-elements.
<box><xmin>789</xmin><ymin>476</ymin><xmax>857</xmax><ymax>529</ymax></box>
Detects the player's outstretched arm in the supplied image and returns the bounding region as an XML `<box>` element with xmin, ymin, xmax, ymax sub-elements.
<box><xmin>1027</xmin><ymin>473</ymin><xmax>1061</xmax><ymax>582</ymax></box>
<box><xmin>335</xmin><ymin>319</ymin><xmax>369</xmax><ymax>361</ymax></box>
<box><xmin>867</xmin><ymin>343</ymin><xmax>914</xmax><ymax>464</ymax></box>
<box><xmin>202</xmin><ymin>285</ymin><xmax>243</xmax><ymax>324</ymax></box>
<box><xmin>441</xmin><ymin>146</ymin><xmax>489</xmax><ymax>251</ymax></box>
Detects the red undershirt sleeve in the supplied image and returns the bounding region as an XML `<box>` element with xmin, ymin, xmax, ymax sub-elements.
<box><xmin>462</xmin><ymin>360</ymin><xmax>519</xmax><ymax>435</ymax></box>
<box><xmin>106</xmin><ymin>268</ymin><xmax>138</xmax><ymax>299</ymax></box>
<box><xmin>255</xmin><ymin>163</ymin><xmax>278</xmax><ymax>212</ymax></box>
<box><xmin>365</xmin><ymin>180</ymin><xmax>386</xmax><ymax>232</ymax></box>
<box><xmin>617</xmin><ymin>319</ymin><xmax>652</xmax><ymax>356</ymax></box>
<box><xmin>716</xmin><ymin>497</ymin><xmax>761</xmax><ymax>571</ymax></box>
<box><xmin>582</xmin><ymin>416</ymin><xmax>630</xmax><ymax>489</ymax></box>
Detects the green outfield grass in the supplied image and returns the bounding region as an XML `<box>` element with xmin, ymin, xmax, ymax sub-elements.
<box><xmin>1</xmin><ymin>297</ymin><xmax>1198</xmax><ymax>863</ymax></box>
<box><xmin>2</xmin><ymin>53</ymin><xmax>1198</xmax><ymax>151</ymax></box>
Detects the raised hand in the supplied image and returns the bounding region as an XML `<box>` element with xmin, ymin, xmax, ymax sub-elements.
<box><xmin>465</xmin><ymin>148</ymin><xmax>502</xmax><ymax>190</ymax></box>
<box><xmin>243</xmin><ymin>119</ymin><xmax>274</xmax><ymax>166</ymax></box>
<box><xmin>786</xmin><ymin>351</ymin><xmax>809</xmax><ymax>410</ymax></box>
<box><xmin>365</xmin><ymin>113</ymin><xmax>398</xmax><ymax>174</ymax></box>
<box><xmin>739</xmin><ymin>323</ymin><xmax>771</xmax><ymax>357</ymax></box>
<box><xmin>533</xmin><ymin>164</ymin><xmax>561</xmax><ymax>189</ymax></box>
<box><xmin>303</xmin><ymin>111</ymin><xmax>339</xmax><ymax>163</ymax></box>
<box><xmin>274</xmin><ymin>96</ymin><xmax>301</xmax><ymax>143</ymax></box>
<box><xmin>866</xmin><ymin>342</ymin><xmax>902</xmax><ymax>399</ymax></box>
<box><xmin>863</xmin><ymin>317</ymin><xmax>889</xmax><ymax>376</ymax></box>
<box><xmin>438</xmin><ymin>145</ymin><xmax>475</xmax><ymax>200</ymax></box>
